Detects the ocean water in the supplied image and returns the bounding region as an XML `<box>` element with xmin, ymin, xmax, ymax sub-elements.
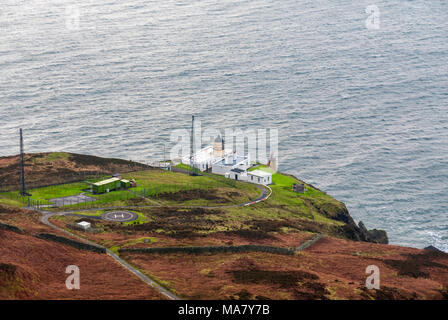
<box><xmin>0</xmin><ymin>0</ymin><xmax>447</xmax><ymax>251</ymax></box>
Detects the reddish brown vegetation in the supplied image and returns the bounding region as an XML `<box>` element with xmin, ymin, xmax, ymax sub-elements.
<box><xmin>2</xmin><ymin>203</ymin><xmax>448</xmax><ymax>300</ymax></box>
<box><xmin>0</xmin><ymin>205</ymin><xmax>52</xmax><ymax>235</ymax></box>
<box><xmin>49</xmin><ymin>213</ymin><xmax>313</xmax><ymax>249</ymax></box>
<box><xmin>120</xmin><ymin>235</ymin><xmax>448</xmax><ymax>300</ymax></box>
<box><xmin>112</xmin><ymin>207</ymin><xmax>226</xmax><ymax>239</ymax></box>
<box><xmin>359</xmin><ymin>286</ymin><xmax>417</xmax><ymax>300</ymax></box>
<box><xmin>0</xmin><ymin>229</ymin><xmax>164</xmax><ymax>299</ymax></box>
<box><xmin>227</xmin><ymin>257</ymin><xmax>330</xmax><ymax>300</ymax></box>
<box><xmin>0</xmin><ymin>152</ymin><xmax>148</xmax><ymax>190</ymax></box>
<box><xmin>381</xmin><ymin>250</ymin><xmax>448</xmax><ymax>278</ymax></box>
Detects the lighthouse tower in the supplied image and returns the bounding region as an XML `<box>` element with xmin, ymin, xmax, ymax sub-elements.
<box><xmin>213</xmin><ymin>135</ymin><xmax>225</xmax><ymax>158</ymax></box>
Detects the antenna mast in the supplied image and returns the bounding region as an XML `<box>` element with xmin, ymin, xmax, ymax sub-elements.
<box><xmin>190</xmin><ymin>115</ymin><xmax>195</xmax><ymax>175</ymax></box>
<box><xmin>19</xmin><ymin>128</ymin><xmax>27</xmax><ymax>196</ymax></box>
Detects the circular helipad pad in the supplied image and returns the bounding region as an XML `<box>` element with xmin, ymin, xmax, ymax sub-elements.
<box><xmin>101</xmin><ymin>211</ymin><xmax>138</xmax><ymax>222</ymax></box>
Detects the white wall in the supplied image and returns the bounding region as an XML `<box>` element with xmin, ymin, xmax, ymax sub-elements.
<box><xmin>212</xmin><ymin>164</ymin><xmax>231</xmax><ymax>175</ymax></box>
<box><xmin>247</xmin><ymin>173</ymin><xmax>272</xmax><ymax>185</ymax></box>
<box><xmin>229</xmin><ymin>172</ymin><xmax>248</xmax><ymax>181</ymax></box>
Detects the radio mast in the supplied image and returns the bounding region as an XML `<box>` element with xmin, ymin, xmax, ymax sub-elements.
<box><xmin>190</xmin><ymin>115</ymin><xmax>195</xmax><ymax>175</ymax></box>
<box><xmin>19</xmin><ymin>128</ymin><xmax>27</xmax><ymax>196</ymax></box>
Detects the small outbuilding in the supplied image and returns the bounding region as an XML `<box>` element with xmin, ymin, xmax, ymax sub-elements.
<box><xmin>292</xmin><ymin>183</ymin><xmax>306</xmax><ymax>193</ymax></box>
<box><xmin>77</xmin><ymin>221</ymin><xmax>91</xmax><ymax>231</ymax></box>
<box><xmin>91</xmin><ymin>177</ymin><xmax>134</xmax><ymax>194</ymax></box>
<box><xmin>228</xmin><ymin>168</ymin><xmax>247</xmax><ymax>181</ymax></box>
<box><xmin>247</xmin><ymin>170</ymin><xmax>272</xmax><ymax>185</ymax></box>
<box><xmin>120</xmin><ymin>179</ymin><xmax>131</xmax><ymax>189</ymax></box>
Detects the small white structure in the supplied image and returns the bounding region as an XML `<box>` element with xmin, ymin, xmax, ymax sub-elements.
<box><xmin>181</xmin><ymin>145</ymin><xmax>233</xmax><ymax>172</ymax></box>
<box><xmin>247</xmin><ymin>170</ymin><xmax>272</xmax><ymax>185</ymax></box>
<box><xmin>228</xmin><ymin>168</ymin><xmax>248</xmax><ymax>181</ymax></box>
<box><xmin>77</xmin><ymin>221</ymin><xmax>91</xmax><ymax>231</ymax></box>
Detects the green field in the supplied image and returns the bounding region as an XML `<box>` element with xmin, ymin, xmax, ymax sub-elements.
<box><xmin>43</xmin><ymin>165</ymin><xmax>352</xmax><ymax>256</ymax></box>
<box><xmin>0</xmin><ymin>168</ymin><xmax>261</xmax><ymax>209</ymax></box>
<box><xmin>0</xmin><ymin>163</ymin><xmax>346</xmax><ymax>230</ymax></box>
<box><xmin>122</xmin><ymin>169</ymin><xmax>260</xmax><ymax>206</ymax></box>
<box><xmin>29</xmin><ymin>182</ymin><xmax>88</xmax><ymax>200</ymax></box>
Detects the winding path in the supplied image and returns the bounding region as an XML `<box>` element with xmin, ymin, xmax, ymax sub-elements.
<box><xmin>36</xmin><ymin>182</ymin><xmax>272</xmax><ymax>300</ymax></box>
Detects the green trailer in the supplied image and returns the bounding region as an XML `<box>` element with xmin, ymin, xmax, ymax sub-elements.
<box><xmin>91</xmin><ymin>177</ymin><xmax>132</xmax><ymax>194</ymax></box>
<box><xmin>120</xmin><ymin>179</ymin><xmax>131</xmax><ymax>189</ymax></box>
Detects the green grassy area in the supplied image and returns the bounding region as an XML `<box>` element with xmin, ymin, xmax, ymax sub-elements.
<box><xmin>122</xmin><ymin>169</ymin><xmax>259</xmax><ymax>206</ymax></box>
<box><xmin>0</xmin><ymin>195</ymin><xmax>26</xmax><ymax>208</ymax></box>
<box><xmin>1</xmin><ymin>156</ymin><xmax>348</xmax><ymax>237</ymax></box>
<box><xmin>248</xmin><ymin>164</ymin><xmax>275</xmax><ymax>174</ymax></box>
<box><xmin>121</xmin><ymin>237</ymin><xmax>158</xmax><ymax>248</ymax></box>
<box><xmin>29</xmin><ymin>152</ymin><xmax>70</xmax><ymax>164</ymax></box>
<box><xmin>124</xmin><ymin>211</ymin><xmax>149</xmax><ymax>226</ymax></box>
<box><xmin>125</xmin><ymin>168</ymin><xmax>225</xmax><ymax>190</ymax></box>
<box><xmin>174</xmin><ymin>163</ymin><xmax>193</xmax><ymax>171</ymax></box>
<box><xmin>10</xmin><ymin>179</ymin><xmax>140</xmax><ymax>210</ymax></box>
<box><xmin>43</xmin><ymin>152</ymin><xmax>70</xmax><ymax>162</ymax></box>
<box><xmin>67</xmin><ymin>210</ymin><xmax>105</xmax><ymax>217</ymax></box>
<box><xmin>1</xmin><ymin>163</ymin><xmax>346</xmax><ymax>229</ymax></box>
<box><xmin>264</xmin><ymin>170</ymin><xmax>346</xmax><ymax>226</ymax></box>
<box><xmin>1</xmin><ymin>168</ymin><xmax>260</xmax><ymax>209</ymax></box>
<box><xmin>43</xmin><ymin>168</ymin><xmax>349</xmax><ymax>253</ymax></box>
<box><xmin>109</xmin><ymin>245</ymin><xmax>120</xmax><ymax>255</ymax></box>
<box><xmin>28</xmin><ymin>182</ymin><xmax>88</xmax><ymax>200</ymax></box>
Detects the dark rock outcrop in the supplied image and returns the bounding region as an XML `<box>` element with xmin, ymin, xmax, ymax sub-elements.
<box><xmin>334</xmin><ymin>221</ymin><xmax>388</xmax><ymax>244</ymax></box>
<box><xmin>424</xmin><ymin>245</ymin><xmax>444</xmax><ymax>253</ymax></box>
<box><xmin>358</xmin><ymin>221</ymin><xmax>389</xmax><ymax>244</ymax></box>
<box><xmin>338</xmin><ymin>224</ymin><xmax>368</xmax><ymax>242</ymax></box>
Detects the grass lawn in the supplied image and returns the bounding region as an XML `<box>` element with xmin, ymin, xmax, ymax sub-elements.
<box><xmin>245</xmin><ymin>168</ymin><xmax>347</xmax><ymax>226</ymax></box>
<box><xmin>124</xmin><ymin>211</ymin><xmax>149</xmax><ymax>226</ymax></box>
<box><xmin>67</xmin><ymin>210</ymin><xmax>105</xmax><ymax>217</ymax></box>
<box><xmin>30</xmin><ymin>152</ymin><xmax>70</xmax><ymax>164</ymax></box>
<box><xmin>174</xmin><ymin>163</ymin><xmax>193</xmax><ymax>171</ymax></box>
<box><xmin>248</xmin><ymin>164</ymin><xmax>275</xmax><ymax>174</ymax></box>
<box><xmin>122</xmin><ymin>169</ymin><xmax>260</xmax><ymax>205</ymax></box>
<box><xmin>124</xmin><ymin>237</ymin><xmax>157</xmax><ymax>246</ymax></box>
<box><xmin>28</xmin><ymin>182</ymin><xmax>88</xmax><ymax>200</ymax></box>
<box><xmin>1</xmin><ymin>168</ymin><xmax>260</xmax><ymax>209</ymax></box>
<box><xmin>0</xmin><ymin>194</ymin><xmax>26</xmax><ymax>207</ymax></box>
<box><xmin>22</xmin><ymin>179</ymin><xmax>142</xmax><ymax>209</ymax></box>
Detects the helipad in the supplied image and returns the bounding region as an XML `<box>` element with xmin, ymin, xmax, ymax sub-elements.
<box><xmin>101</xmin><ymin>211</ymin><xmax>138</xmax><ymax>222</ymax></box>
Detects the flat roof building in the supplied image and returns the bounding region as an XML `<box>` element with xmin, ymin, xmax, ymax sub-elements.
<box><xmin>181</xmin><ymin>145</ymin><xmax>233</xmax><ymax>172</ymax></box>
<box><xmin>247</xmin><ymin>169</ymin><xmax>272</xmax><ymax>185</ymax></box>
<box><xmin>91</xmin><ymin>177</ymin><xmax>132</xmax><ymax>194</ymax></box>
<box><xmin>77</xmin><ymin>221</ymin><xmax>91</xmax><ymax>230</ymax></box>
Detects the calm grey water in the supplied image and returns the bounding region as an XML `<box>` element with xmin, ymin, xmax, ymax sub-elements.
<box><xmin>1</xmin><ymin>0</ymin><xmax>447</xmax><ymax>251</ymax></box>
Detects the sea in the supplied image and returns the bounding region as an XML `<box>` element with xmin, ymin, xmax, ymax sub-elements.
<box><xmin>0</xmin><ymin>0</ymin><xmax>447</xmax><ymax>251</ymax></box>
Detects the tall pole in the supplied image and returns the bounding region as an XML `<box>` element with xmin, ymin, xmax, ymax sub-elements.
<box><xmin>190</xmin><ymin>115</ymin><xmax>194</xmax><ymax>175</ymax></box>
<box><xmin>19</xmin><ymin>128</ymin><xmax>26</xmax><ymax>196</ymax></box>
<box><xmin>163</xmin><ymin>143</ymin><xmax>166</xmax><ymax>169</ymax></box>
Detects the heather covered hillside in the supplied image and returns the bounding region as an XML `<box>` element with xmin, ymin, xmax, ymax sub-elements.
<box><xmin>0</xmin><ymin>152</ymin><xmax>148</xmax><ymax>190</ymax></box>
<box><xmin>0</xmin><ymin>153</ymin><xmax>446</xmax><ymax>300</ymax></box>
